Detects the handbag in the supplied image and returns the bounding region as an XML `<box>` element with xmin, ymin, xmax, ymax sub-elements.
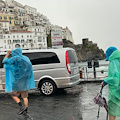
<box><xmin>93</xmin><ymin>86</ymin><xmax>108</xmax><ymax>120</ymax></box>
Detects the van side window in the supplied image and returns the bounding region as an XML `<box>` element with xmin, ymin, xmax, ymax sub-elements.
<box><xmin>23</xmin><ymin>52</ymin><xmax>60</xmax><ymax>65</ymax></box>
<box><xmin>0</xmin><ymin>54</ymin><xmax>12</xmax><ymax>68</ymax></box>
<box><xmin>0</xmin><ymin>55</ymin><xmax>5</xmax><ymax>68</ymax></box>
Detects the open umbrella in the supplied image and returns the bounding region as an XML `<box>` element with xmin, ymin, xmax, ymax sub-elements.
<box><xmin>93</xmin><ymin>86</ymin><xmax>108</xmax><ymax>120</ymax></box>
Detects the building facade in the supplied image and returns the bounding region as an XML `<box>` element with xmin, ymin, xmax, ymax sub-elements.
<box><xmin>0</xmin><ymin>30</ymin><xmax>47</xmax><ymax>51</ymax></box>
<box><xmin>51</xmin><ymin>25</ymin><xmax>74</xmax><ymax>43</ymax></box>
<box><xmin>0</xmin><ymin>0</ymin><xmax>74</xmax><ymax>50</ymax></box>
<box><xmin>0</xmin><ymin>12</ymin><xmax>16</xmax><ymax>27</ymax></box>
<box><xmin>0</xmin><ymin>20</ymin><xmax>9</xmax><ymax>33</ymax></box>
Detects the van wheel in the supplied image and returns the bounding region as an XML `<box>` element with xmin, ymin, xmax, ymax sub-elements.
<box><xmin>39</xmin><ymin>80</ymin><xmax>57</xmax><ymax>96</ymax></box>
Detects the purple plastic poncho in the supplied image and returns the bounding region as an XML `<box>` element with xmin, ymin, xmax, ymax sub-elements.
<box><xmin>3</xmin><ymin>48</ymin><xmax>35</xmax><ymax>92</ymax></box>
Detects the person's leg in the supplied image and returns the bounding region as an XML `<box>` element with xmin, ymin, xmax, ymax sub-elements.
<box><xmin>12</xmin><ymin>96</ymin><xmax>20</xmax><ymax>103</ymax></box>
<box><xmin>12</xmin><ymin>91</ymin><xmax>21</xmax><ymax>104</ymax></box>
<box><xmin>21</xmin><ymin>91</ymin><xmax>28</xmax><ymax>107</ymax></box>
<box><xmin>12</xmin><ymin>91</ymin><xmax>26</xmax><ymax>115</ymax></box>
<box><xmin>109</xmin><ymin>115</ymin><xmax>116</xmax><ymax>120</ymax></box>
<box><xmin>23</xmin><ymin>97</ymin><xmax>28</xmax><ymax>107</ymax></box>
<box><xmin>21</xmin><ymin>91</ymin><xmax>29</xmax><ymax>113</ymax></box>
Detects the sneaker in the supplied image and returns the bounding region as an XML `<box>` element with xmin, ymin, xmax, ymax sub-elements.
<box><xmin>18</xmin><ymin>106</ymin><xmax>27</xmax><ymax>115</ymax></box>
<box><xmin>22</xmin><ymin>112</ymin><xmax>33</xmax><ymax>120</ymax></box>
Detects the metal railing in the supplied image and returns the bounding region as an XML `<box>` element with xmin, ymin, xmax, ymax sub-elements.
<box><xmin>79</xmin><ymin>64</ymin><xmax>108</xmax><ymax>81</ymax></box>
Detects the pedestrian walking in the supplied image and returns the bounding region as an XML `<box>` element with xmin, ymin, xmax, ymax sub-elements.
<box><xmin>2</xmin><ymin>48</ymin><xmax>35</xmax><ymax>117</ymax></box>
<box><xmin>101</xmin><ymin>46</ymin><xmax>120</xmax><ymax>120</ymax></box>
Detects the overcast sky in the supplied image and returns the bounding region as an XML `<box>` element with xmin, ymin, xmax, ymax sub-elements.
<box><xmin>15</xmin><ymin>0</ymin><xmax>120</xmax><ymax>51</ymax></box>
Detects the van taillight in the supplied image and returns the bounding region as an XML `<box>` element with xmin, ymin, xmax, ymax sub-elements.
<box><xmin>65</xmin><ymin>51</ymin><xmax>71</xmax><ymax>74</ymax></box>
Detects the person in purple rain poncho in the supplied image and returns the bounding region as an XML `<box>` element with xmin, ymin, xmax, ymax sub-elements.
<box><xmin>3</xmin><ymin>48</ymin><xmax>35</xmax><ymax>116</ymax></box>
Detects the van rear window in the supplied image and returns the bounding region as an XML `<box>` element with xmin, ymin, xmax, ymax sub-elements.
<box><xmin>67</xmin><ymin>50</ymin><xmax>78</xmax><ymax>63</ymax></box>
<box><xmin>23</xmin><ymin>52</ymin><xmax>60</xmax><ymax>65</ymax></box>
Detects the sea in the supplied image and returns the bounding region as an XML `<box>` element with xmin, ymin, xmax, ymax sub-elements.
<box><xmin>79</xmin><ymin>59</ymin><xmax>109</xmax><ymax>66</ymax></box>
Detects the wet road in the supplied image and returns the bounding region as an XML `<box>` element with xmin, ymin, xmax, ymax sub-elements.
<box><xmin>0</xmin><ymin>83</ymin><xmax>120</xmax><ymax>120</ymax></box>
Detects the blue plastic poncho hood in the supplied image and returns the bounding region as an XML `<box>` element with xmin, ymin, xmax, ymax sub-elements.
<box><xmin>105</xmin><ymin>46</ymin><xmax>117</xmax><ymax>61</ymax></box>
<box><xmin>11</xmin><ymin>47</ymin><xmax>22</xmax><ymax>56</ymax></box>
<box><xmin>3</xmin><ymin>48</ymin><xmax>35</xmax><ymax>92</ymax></box>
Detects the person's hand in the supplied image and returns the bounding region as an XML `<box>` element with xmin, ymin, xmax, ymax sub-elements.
<box><xmin>4</xmin><ymin>50</ymin><xmax>11</xmax><ymax>59</ymax></box>
<box><xmin>7</xmin><ymin>50</ymin><xmax>11</xmax><ymax>55</ymax></box>
<box><xmin>101</xmin><ymin>82</ymin><xmax>104</xmax><ymax>87</ymax></box>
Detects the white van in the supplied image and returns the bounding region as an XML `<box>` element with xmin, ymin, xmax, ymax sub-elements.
<box><xmin>0</xmin><ymin>48</ymin><xmax>80</xmax><ymax>95</ymax></box>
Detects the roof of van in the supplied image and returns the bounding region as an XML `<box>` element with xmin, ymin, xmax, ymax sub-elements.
<box><xmin>0</xmin><ymin>47</ymin><xmax>75</xmax><ymax>55</ymax></box>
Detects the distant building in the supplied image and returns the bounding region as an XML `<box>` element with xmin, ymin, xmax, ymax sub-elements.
<box><xmin>28</xmin><ymin>26</ymin><xmax>47</xmax><ymax>49</ymax></box>
<box><xmin>0</xmin><ymin>20</ymin><xmax>10</xmax><ymax>33</ymax></box>
<box><xmin>0</xmin><ymin>25</ymin><xmax>47</xmax><ymax>51</ymax></box>
<box><xmin>62</xmin><ymin>26</ymin><xmax>74</xmax><ymax>43</ymax></box>
<box><xmin>0</xmin><ymin>12</ymin><xmax>16</xmax><ymax>27</ymax></box>
<box><xmin>51</xmin><ymin>25</ymin><xmax>74</xmax><ymax>43</ymax></box>
<box><xmin>0</xmin><ymin>0</ymin><xmax>74</xmax><ymax>50</ymax></box>
<box><xmin>0</xmin><ymin>31</ymin><xmax>34</xmax><ymax>50</ymax></box>
<box><xmin>24</xmin><ymin>5</ymin><xmax>37</xmax><ymax>17</ymax></box>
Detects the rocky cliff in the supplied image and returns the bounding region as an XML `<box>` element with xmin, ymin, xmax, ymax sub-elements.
<box><xmin>63</xmin><ymin>38</ymin><xmax>106</xmax><ymax>62</ymax></box>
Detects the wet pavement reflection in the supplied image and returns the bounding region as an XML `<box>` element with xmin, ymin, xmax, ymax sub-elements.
<box><xmin>0</xmin><ymin>83</ymin><xmax>120</xmax><ymax>120</ymax></box>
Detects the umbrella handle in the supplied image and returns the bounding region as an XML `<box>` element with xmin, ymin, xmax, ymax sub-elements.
<box><xmin>100</xmin><ymin>85</ymin><xmax>103</xmax><ymax>94</ymax></box>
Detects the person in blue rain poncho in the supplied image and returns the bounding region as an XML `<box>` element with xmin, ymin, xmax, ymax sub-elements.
<box><xmin>101</xmin><ymin>46</ymin><xmax>120</xmax><ymax>120</ymax></box>
<box><xmin>3</xmin><ymin>48</ymin><xmax>35</xmax><ymax>116</ymax></box>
